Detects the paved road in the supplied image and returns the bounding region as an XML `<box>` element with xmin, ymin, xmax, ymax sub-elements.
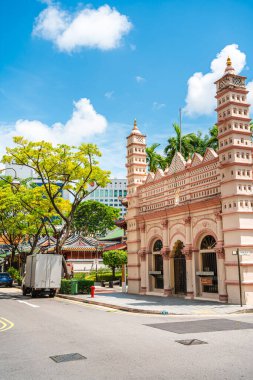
<box><xmin>1</xmin><ymin>288</ymin><xmax>253</xmax><ymax>380</ymax></box>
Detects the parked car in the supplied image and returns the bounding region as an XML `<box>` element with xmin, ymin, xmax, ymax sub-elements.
<box><xmin>0</xmin><ymin>272</ymin><xmax>13</xmax><ymax>287</ymax></box>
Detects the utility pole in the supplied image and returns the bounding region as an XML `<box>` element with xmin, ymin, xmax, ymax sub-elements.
<box><xmin>179</xmin><ymin>107</ymin><xmax>182</xmax><ymax>154</ymax></box>
<box><xmin>236</xmin><ymin>248</ymin><xmax>243</xmax><ymax>307</ymax></box>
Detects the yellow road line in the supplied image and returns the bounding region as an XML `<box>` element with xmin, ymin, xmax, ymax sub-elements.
<box><xmin>0</xmin><ymin>319</ymin><xmax>7</xmax><ymax>330</ymax></box>
<box><xmin>0</xmin><ymin>317</ymin><xmax>14</xmax><ymax>332</ymax></box>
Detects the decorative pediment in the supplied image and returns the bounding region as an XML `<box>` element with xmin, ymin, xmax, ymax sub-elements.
<box><xmin>191</xmin><ymin>153</ymin><xmax>203</xmax><ymax>167</ymax></box>
<box><xmin>167</xmin><ymin>152</ymin><xmax>186</xmax><ymax>175</ymax></box>
<box><xmin>154</xmin><ymin>168</ymin><xmax>165</xmax><ymax>181</ymax></box>
<box><xmin>203</xmin><ymin>148</ymin><xmax>218</xmax><ymax>162</ymax></box>
<box><xmin>145</xmin><ymin>172</ymin><xmax>155</xmax><ymax>183</ymax></box>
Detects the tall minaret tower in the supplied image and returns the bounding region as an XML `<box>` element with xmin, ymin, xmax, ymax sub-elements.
<box><xmin>126</xmin><ymin>120</ymin><xmax>147</xmax><ymax>294</ymax></box>
<box><xmin>215</xmin><ymin>58</ymin><xmax>253</xmax><ymax>304</ymax></box>
<box><xmin>126</xmin><ymin>119</ymin><xmax>147</xmax><ymax>194</ymax></box>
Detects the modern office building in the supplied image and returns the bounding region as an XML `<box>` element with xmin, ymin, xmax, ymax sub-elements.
<box><xmin>4</xmin><ymin>163</ymin><xmax>70</xmax><ymax>200</ymax></box>
<box><xmin>87</xmin><ymin>179</ymin><xmax>127</xmax><ymax>217</ymax></box>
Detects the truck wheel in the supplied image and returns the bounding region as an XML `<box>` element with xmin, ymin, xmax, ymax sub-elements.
<box><xmin>49</xmin><ymin>290</ymin><xmax>56</xmax><ymax>298</ymax></box>
<box><xmin>31</xmin><ymin>289</ymin><xmax>37</xmax><ymax>298</ymax></box>
<box><xmin>22</xmin><ymin>286</ymin><xmax>27</xmax><ymax>296</ymax></box>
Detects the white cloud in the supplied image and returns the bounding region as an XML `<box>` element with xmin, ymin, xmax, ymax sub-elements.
<box><xmin>135</xmin><ymin>75</ymin><xmax>145</xmax><ymax>83</ymax></box>
<box><xmin>105</xmin><ymin>91</ymin><xmax>114</xmax><ymax>99</ymax></box>
<box><xmin>247</xmin><ymin>81</ymin><xmax>253</xmax><ymax>109</ymax></box>
<box><xmin>33</xmin><ymin>4</ymin><xmax>132</xmax><ymax>52</ymax></box>
<box><xmin>0</xmin><ymin>98</ymin><xmax>107</xmax><ymax>160</ymax></box>
<box><xmin>152</xmin><ymin>101</ymin><xmax>166</xmax><ymax>111</ymax></box>
<box><xmin>184</xmin><ymin>44</ymin><xmax>253</xmax><ymax>116</ymax></box>
<box><xmin>0</xmin><ymin>100</ymin><xmax>129</xmax><ymax>178</ymax></box>
<box><xmin>92</xmin><ymin>122</ymin><xmax>129</xmax><ymax>178</ymax></box>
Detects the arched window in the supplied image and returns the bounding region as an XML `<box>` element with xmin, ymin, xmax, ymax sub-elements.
<box><xmin>153</xmin><ymin>240</ymin><xmax>163</xmax><ymax>252</ymax></box>
<box><xmin>200</xmin><ymin>235</ymin><xmax>216</xmax><ymax>250</ymax></box>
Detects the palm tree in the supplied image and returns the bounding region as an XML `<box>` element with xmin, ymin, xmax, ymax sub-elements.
<box><xmin>164</xmin><ymin>123</ymin><xmax>195</xmax><ymax>164</ymax></box>
<box><xmin>164</xmin><ymin>123</ymin><xmax>219</xmax><ymax>163</ymax></box>
<box><xmin>205</xmin><ymin>125</ymin><xmax>218</xmax><ymax>151</ymax></box>
<box><xmin>146</xmin><ymin>143</ymin><xmax>167</xmax><ymax>173</ymax></box>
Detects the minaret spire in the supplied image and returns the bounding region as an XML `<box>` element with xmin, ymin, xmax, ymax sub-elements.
<box><xmin>131</xmin><ymin>118</ymin><xmax>141</xmax><ymax>134</ymax></box>
<box><xmin>224</xmin><ymin>56</ymin><xmax>235</xmax><ymax>74</ymax></box>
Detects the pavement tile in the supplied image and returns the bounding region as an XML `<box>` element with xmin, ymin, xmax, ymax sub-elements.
<box><xmin>57</xmin><ymin>289</ymin><xmax>253</xmax><ymax>315</ymax></box>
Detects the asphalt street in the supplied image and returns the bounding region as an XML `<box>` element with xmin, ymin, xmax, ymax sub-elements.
<box><xmin>1</xmin><ymin>287</ymin><xmax>253</xmax><ymax>380</ymax></box>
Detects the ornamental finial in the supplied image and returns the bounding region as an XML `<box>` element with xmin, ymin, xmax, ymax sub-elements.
<box><xmin>133</xmin><ymin>119</ymin><xmax>137</xmax><ymax>129</ymax></box>
<box><xmin>227</xmin><ymin>56</ymin><xmax>232</xmax><ymax>67</ymax></box>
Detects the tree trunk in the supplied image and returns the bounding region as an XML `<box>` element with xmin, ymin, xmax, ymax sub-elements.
<box><xmin>10</xmin><ymin>247</ymin><xmax>16</xmax><ymax>267</ymax></box>
<box><xmin>62</xmin><ymin>256</ymin><xmax>70</xmax><ymax>279</ymax></box>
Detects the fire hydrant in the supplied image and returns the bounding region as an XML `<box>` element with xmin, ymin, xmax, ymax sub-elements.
<box><xmin>90</xmin><ymin>285</ymin><xmax>95</xmax><ymax>298</ymax></box>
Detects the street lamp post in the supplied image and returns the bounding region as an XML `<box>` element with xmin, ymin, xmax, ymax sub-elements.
<box><xmin>95</xmin><ymin>243</ymin><xmax>98</xmax><ymax>282</ymax></box>
<box><xmin>0</xmin><ymin>168</ymin><xmax>20</xmax><ymax>189</ymax></box>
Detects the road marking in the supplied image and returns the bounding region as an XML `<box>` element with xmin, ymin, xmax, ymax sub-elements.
<box><xmin>17</xmin><ymin>300</ymin><xmax>40</xmax><ymax>308</ymax></box>
<box><xmin>0</xmin><ymin>317</ymin><xmax>14</xmax><ymax>332</ymax></box>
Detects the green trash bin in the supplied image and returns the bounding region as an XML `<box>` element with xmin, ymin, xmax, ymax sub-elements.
<box><xmin>71</xmin><ymin>280</ymin><xmax>78</xmax><ymax>295</ymax></box>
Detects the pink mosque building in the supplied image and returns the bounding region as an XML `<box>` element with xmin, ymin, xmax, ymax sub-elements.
<box><xmin>125</xmin><ymin>58</ymin><xmax>253</xmax><ymax>305</ymax></box>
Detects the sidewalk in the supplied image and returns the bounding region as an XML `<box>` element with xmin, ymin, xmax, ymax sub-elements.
<box><xmin>57</xmin><ymin>287</ymin><xmax>253</xmax><ymax>315</ymax></box>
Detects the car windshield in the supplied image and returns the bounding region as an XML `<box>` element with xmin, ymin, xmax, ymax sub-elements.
<box><xmin>0</xmin><ymin>273</ymin><xmax>10</xmax><ymax>278</ymax></box>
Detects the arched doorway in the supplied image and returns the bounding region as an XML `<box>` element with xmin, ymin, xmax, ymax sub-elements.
<box><xmin>172</xmin><ymin>240</ymin><xmax>186</xmax><ymax>294</ymax></box>
<box><xmin>152</xmin><ymin>240</ymin><xmax>163</xmax><ymax>289</ymax></box>
<box><xmin>200</xmin><ymin>235</ymin><xmax>218</xmax><ymax>294</ymax></box>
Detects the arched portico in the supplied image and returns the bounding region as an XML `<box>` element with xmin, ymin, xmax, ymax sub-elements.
<box><xmin>147</xmin><ymin>238</ymin><xmax>164</xmax><ymax>292</ymax></box>
<box><xmin>171</xmin><ymin>240</ymin><xmax>187</xmax><ymax>294</ymax></box>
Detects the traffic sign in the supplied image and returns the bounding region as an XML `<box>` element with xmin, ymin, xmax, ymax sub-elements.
<box><xmin>232</xmin><ymin>250</ymin><xmax>252</xmax><ymax>256</ymax></box>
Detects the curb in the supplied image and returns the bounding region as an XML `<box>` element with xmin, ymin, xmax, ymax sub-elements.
<box><xmin>57</xmin><ymin>294</ymin><xmax>169</xmax><ymax>315</ymax></box>
<box><xmin>56</xmin><ymin>294</ymin><xmax>253</xmax><ymax>315</ymax></box>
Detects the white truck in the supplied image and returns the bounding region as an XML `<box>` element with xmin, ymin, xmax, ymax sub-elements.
<box><xmin>22</xmin><ymin>254</ymin><xmax>62</xmax><ymax>298</ymax></box>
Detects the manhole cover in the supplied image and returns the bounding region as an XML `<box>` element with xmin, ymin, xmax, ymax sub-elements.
<box><xmin>176</xmin><ymin>339</ymin><xmax>207</xmax><ymax>346</ymax></box>
<box><xmin>50</xmin><ymin>353</ymin><xmax>87</xmax><ymax>363</ymax></box>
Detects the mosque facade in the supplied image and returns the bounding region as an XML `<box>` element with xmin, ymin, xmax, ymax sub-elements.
<box><xmin>125</xmin><ymin>58</ymin><xmax>253</xmax><ymax>305</ymax></box>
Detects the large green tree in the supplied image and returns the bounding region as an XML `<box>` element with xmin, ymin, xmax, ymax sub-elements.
<box><xmin>3</xmin><ymin>137</ymin><xmax>110</xmax><ymax>274</ymax></box>
<box><xmin>102</xmin><ymin>249</ymin><xmax>127</xmax><ymax>279</ymax></box>
<box><xmin>73</xmin><ymin>200</ymin><xmax>120</xmax><ymax>236</ymax></box>
<box><xmin>0</xmin><ymin>179</ymin><xmax>69</xmax><ymax>266</ymax></box>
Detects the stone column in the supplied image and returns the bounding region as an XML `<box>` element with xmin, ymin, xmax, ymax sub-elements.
<box><xmin>139</xmin><ymin>222</ymin><xmax>146</xmax><ymax>251</ymax></box>
<box><xmin>184</xmin><ymin>249</ymin><xmax>194</xmax><ymax>298</ymax></box>
<box><xmin>215</xmin><ymin>213</ymin><xmax>227</xmax><ymax>302</ymax></box>
<box><xmin>138</xmin><ymin>222</ymin><xmax>147</xmax><ymax>294</ymax></box>
<box><xmin>216</xmin><ymin>247</ymin><xmax>228</xmax><ymax>302</ymax></box>
<box><xmin>138</xmin><ymin>249</ymin><xmax>147</xmax><ymax>294</ymax></box>
<box><xmin>215</xmin><ymin>212</ymin><xmax>224</xmax><ymax>247</ymax></box>
<box><xmin>161</xmin><ymin>219</ymin><xmax>172</xmax><ymax>296</ymax></box>
<box><xmin>162</xmin><ymin>248</ymin><xmax>172</xmax><ymax>296</ymax></box>
<box><xmin>184</xmin><ymin>217</ymin><xmax>194</xmax><ymax>298</ymax></box>
<box><xmin>161</xmin><ymin>219</ymin><xmax>169</xmax><ymax>247</ymax></box>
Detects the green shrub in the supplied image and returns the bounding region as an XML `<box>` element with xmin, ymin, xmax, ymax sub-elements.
<box><xmin>86</xmin><ymin>269</ymin><xmax>122</xmax><ymax>282</ymax></box>
<box><xmin>60</xmin><ymin>279</ymin><xmax>94</xmax><ymax>294</ymax></box>
<box><xmin>7</xmin><ymin>267</ymin><xmax>22</xmax><ymax>285</ymax></box>
<box><xmin>73</xmin><ymin>272</ymin><xmax>86</xmax><ymax>280</ymax></box>
<box><xmin>78</xmin><ymin>280</ymin><xmax>94</xmax><ymax>294</ymax></box>
<box><xmin>60</xmin><ymin>279</ymin><xmax>71</xmax><ymax>294</ymax></box>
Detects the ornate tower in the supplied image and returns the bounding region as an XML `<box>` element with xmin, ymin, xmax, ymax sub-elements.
<box><xmin>126</xmin><ymin>119</ymin><xmax>147</xmax><ymax>194</ymax></box>
<box><xmin>126</xmin><ymin>120</ymin><xmax>147</xmax><ymax>293</ymax></box>
<box><xmin>215</xmin><ymin>57</ymin><xmax>253</xmax><ymax>304</ymax></box>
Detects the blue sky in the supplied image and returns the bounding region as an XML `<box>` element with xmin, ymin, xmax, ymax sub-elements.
<box><xmin>1</xmin><ymin>0</ymin><xmax>253</xmax><ymax>177</ymax></box>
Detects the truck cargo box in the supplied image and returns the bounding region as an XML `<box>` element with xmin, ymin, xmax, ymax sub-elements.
<box><xmin>24</xmin><ymin>254</ymin><xmax>62</xmax><ymax>294</ymax></box>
